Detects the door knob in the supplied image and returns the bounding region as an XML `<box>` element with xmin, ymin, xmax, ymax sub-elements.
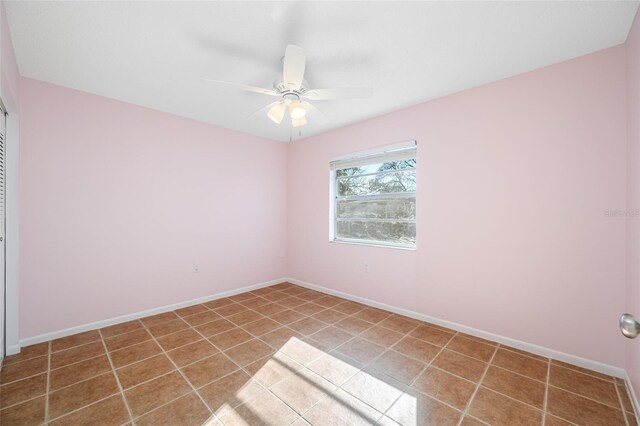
<box><xmin>620</xmin><ymin>313</ymin><xmax>640</xmax><ymax>338</ymax></box>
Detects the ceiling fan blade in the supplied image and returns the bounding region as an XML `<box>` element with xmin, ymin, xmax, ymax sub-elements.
<box><xmin>203</xmin><ymin>79</ymin><xmax>279</xmax><ymax>96</ymax></box>
<box><xmin>283</xmin><ymin>44</ymin><xmax>306</xmax><ymax>90</ymax></box>
<box><xmin>302</xmin><ymin>102</ymin><xmax>328</xmax><ymax>125</ymax></box>
<box><xmin>302</xmin><ymin>87</ymin><xmax>373</xmax><ymax>101</ymax></box>
<box><xmin>267</xmin><ymin>102</ymin><xmax>286</xmax><ymax>124</ymax></box>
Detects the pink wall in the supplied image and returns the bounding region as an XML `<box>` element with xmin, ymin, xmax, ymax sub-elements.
<box><xmin>15</xmin><ymin>26</ymin><xmax>632</xmax><ymax>371</ymax></box>
<box><xmin>626</xmin><ymin>9</ymin><xmax>640</xmax><ymax>399</ymax></box>
<box><xmin>287</xmin><ymin>46</ymin><xmax>628</xmax><ymax>367</ymax></box>
<box><xmin>19</xmin><ymin>78</ymin><xmax>287</xmax><ymax>338</ymax></box>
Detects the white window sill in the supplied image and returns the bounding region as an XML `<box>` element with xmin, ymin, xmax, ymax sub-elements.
<box><xmin>330</xmin><ymin>239</ymin><xmax>417</xmax><ymax>251</ymax></box>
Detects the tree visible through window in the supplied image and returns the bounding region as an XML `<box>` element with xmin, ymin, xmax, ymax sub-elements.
<box><xmin>331</xmin><ymin>143</ymin><xmax>416</xmax><ymax>248</ymax></box>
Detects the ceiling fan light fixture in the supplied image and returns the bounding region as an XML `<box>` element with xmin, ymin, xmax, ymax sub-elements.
<box><xmin>267</xmin><ymin>102</ymin><xmax>285</xmax><ymax>124</ymax></box>
<box><xmin>292</xmin><ymin>117</ymin><xmax>307</xmax><ymax>127</ymax></box>
<box><xmin>289</xmin><ymin>100</ymin><xmax>306</xmax><ymax>120</ymax></box>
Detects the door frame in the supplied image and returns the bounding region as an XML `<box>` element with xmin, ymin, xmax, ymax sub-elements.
<box><xmin>4</xmin><ymin>111</ymin><xmax>18</xmax><ymax>356</ymax></box>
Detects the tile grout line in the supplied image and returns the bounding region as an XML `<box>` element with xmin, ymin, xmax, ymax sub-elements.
<box><xmin>464</xmin><ymin>415</ymin><xmax>492</xmax><ymax>425</ymax></box>
<box><xmin>98</xmin><ymin>329</ymin><xmax>136</xmax><ymax>426</ymax></box>
<box><xmin>39</xmin><ymin>338</ymin><xmax>162</xmax><ymax>395</ymax></box>
<box><xmin>117</xmin><ymin>370</ymin><xmax>178</xmax><ymax>396</ymax></box>
<box><xmin>551</xmin><ymin>361</ymin><xmax>618</xmax><ymax>385</ymax></box>
<box><xmin>1</xmin><ymin>353</ymin><xmax>48</xmax><ymax>368</ymax></box>
<box><xmin>420</xmin><ymin>362</ymin><xmax>476</xmax><ymax>386</ymax></box>
<box><xmin>328</xmin><ymin>312</ymin><xmax>613</xmax><ymax>423</ymax></box>
<box><xmin>43</xmin><ymin>341</ymin><xmax>51</xmax><ymax>426</ymax></box>
<box><xmin>190</xmin><ymin>316</ymin><xmax>319</xmax><ymax>424</ymax></box>
<box><xmin>1</xmin><ymin>394</ymin><xmax>46</xmax><ymax>412</ymax></box>
<box><xmin>147</xmin><ymin>290</ymin><xmax>304</xmax><ymax>416</ymax></box>
<box><xmin>545</xmin><ymin>413</ymin><xmax>580</xmax><ymax>426</ymax></box>
<box><xmin>114</xmin><ymin>365</ymin><xmax>253</xmax><ymax>424</ymax></box>
<box><xmin>455</xmin><ymin>342</ymin><xmax>499</xmax><ymax>426</ymax></box>
<box><xmin>235</xmin><ymin>359</ymin><xmax>311</xmax><ymax>424</ymax></box>
<box><xmin>404</xmin><ymin>329</ymin><xmax>455</xmax><ymax>382</ymax></box>
<box><xmin>417</xmin><ymin>358</ymin><xmax>552</xmax><ymax>418</ymax></box>
<box><xmin>472</xmin><ymin>360</ymin><xmax>547</xmax><ymax>385</ymax></box>
<box><xmin>380</xmin><ymin>329</ymin><xmax>461</xmax><ymax>423</ymax></box>
<box><xmin>46</xmin><ymin>391</ymin><xmax>125</xmax><ymax>424</ymax></box>
<box><xmin>233</xmin><ymin>299</ymin><xmax>387</xmax><ymax>423</ymax></box>
<box><xmin>122</xmin><ymin>370</ymin><xmax>240</xmax><ymax>424</ymax></box>
<box><xmin>1</xmin><ymin>358</ymin><xmax>120</xmax><ymax>412</ymax></box>
<box><xmin>228</xmin><ymin>292</ymin><xmax>366</xmax><ymax>355</ymax></box>
<box><xmin>542</xmin><ymin>357</ymin><xmax>551</xmax><ymax>426</ymax></box>
<box><xmin>138</xmin><ymin>319</ymin><xmax>220</xmax><ymax>424</ymax></box>
<box><xmin>463</xmin><ymin>383</ymin><xmax>548</xmax><ymax>418</ymax></box>
<box><xmin>615</xmin><ymin>381</ymin><xmax>631</xmax><ymax>426</ymax></box>
<box><xmin>546</xmin><ymin>382</ymin><xmax>632</xmax><ymax>411</ymax></box>
<box><xmin>344</xmin><ymin>331</ymin><xmax>554</xmax><ymax>425</ymax></box>
<box><xmin>281</xmin><ymin>362</ymin><xmax>367</xmax><ymax>422</ymax></box>
<box><xmin>376</xmin><ymin>333</ymin><xmax>501</xmax><ymax>374</ymax></box>
<box><xmin>293</xmin><ymin>318</ymin><xmax>424</xmax><ymax>422</ymax></box>
<box><xmin>290</xmin><ymin>326</ymin><xmax>389</xmax><ymax>422</ymax></box>
<box><xmin>0</xmin><ymin>368</ymin><xmax>48</xmax><ymax>387</ymax></box>
<box><xmin>49</xmin><ymin>350</ymin><xmax>102</xmax><ymax>370</ymax></box>
<box><xmin>184</xmin><ymin>289</ymin><xmax>350</xmax><ymax>419</ymax></box>
<box><xmin>496</xmin><ymin>345</ymin><xmax>549</xmax><ymax>363</ymax></box>
<box><xmin>550</xmin><ymin>359</ymin><xmax>619</xmax><ymax>383</ymax></box>
<box><xmin>452</xmin><ymin>347</ymin><xmax>626</xmax><ymax>416</ymax></box>
<box><xmin>250</xmin><ymin>348</ymin><xmax>303</xmax><ymax>386</ymax></box>
<box><xmin>305</xmin><ymin>319</ymin><xmax>462</xmax><ymax>422</ymax></box>
<box><xmin>290</xmin><ymin>312</ymin><xmax>466</xmax><ymax>422</ymax></box>
<box><xmin>482</xmin><ymin>345</ymin><xmax>552</xmax><ymax>414</ymax></box>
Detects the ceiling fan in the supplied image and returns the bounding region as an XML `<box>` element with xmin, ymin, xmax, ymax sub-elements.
<box><xmin>204</xmin><ymin>44</ymin><xmax>373</xmax><ymax>127</ymax></box>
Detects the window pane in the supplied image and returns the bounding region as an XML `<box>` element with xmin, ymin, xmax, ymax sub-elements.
<box><xmin>335</xmin><ymin>159</ymin><xmax>416</xmax><ymax>177</ymax></box>
<box><xmin>338</xmin><ymin>169</ymin><xmax>416</xmax><ymax>196</ymax></box>
<box><xmin>336</xmin><ymin>220</ymin><xmax>416</xmax><ymax>245</ymax></box>
<box><xmin>336</xmin><ymin>198</ymin><xmax>415</xmax><ymax>220</ymax></box>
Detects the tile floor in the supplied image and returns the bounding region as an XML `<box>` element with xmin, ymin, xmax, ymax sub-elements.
<box><xmin>0</xmin><ymin>282</ymin><xmax>637</xmax><ymax>426</ymax></box>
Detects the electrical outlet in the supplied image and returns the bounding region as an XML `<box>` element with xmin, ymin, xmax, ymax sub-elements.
<box><xmin>363</xmin><ymin>261</ymin><xmax>369</xmax><ymax>273</ymax></box>
<box><xmin>193</xmin><ymin>263</ymin><xmax>200</xmax><ymax>273</ymax></box>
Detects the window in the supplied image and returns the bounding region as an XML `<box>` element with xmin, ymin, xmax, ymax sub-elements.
<box><xmin>330</xmin><ymin>141</ymin><xmax>416</xmax><ymax>248</ymax></box>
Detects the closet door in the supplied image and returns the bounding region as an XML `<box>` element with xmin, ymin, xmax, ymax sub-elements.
<box><xmin>0</xmin><ymin>109</ymin><xmax>6</xmax><ymax>362</ymax></box>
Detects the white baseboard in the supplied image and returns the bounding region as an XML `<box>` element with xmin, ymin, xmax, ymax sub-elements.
<box><xmin>14</xmin><ymin>274</ymin><xmax>627</xmax><ymax>381</ymax></box>
<box><xmin>18</xmin><ymin>277</ymin><xmax>286</xmax><ymax>349</ymax></box>
<box><xmin>6</xmin><ymin>344</ymin><xmax>20</xmax><ymax>356</ymax></box>
<box><xmin>285</xmin><ymin>277</ymin><xmax>626</xmax><ymax>379</ymax></box>
<box><xmin>625</xmin><ymin>371</ymin><xmax>640</xmax><ymax>422</ymax></box>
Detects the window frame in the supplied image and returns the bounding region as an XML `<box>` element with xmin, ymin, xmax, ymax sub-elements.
<box><xmin>329</xmin><ymin>141</ymin><xmax>417</xmax><ymax>250</ymax></box>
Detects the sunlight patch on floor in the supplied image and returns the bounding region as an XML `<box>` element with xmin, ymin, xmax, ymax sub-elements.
<box><xmin>221</xmin><ymin>336</ymin><xmax>415</xmax><ymax>425</ymax></box>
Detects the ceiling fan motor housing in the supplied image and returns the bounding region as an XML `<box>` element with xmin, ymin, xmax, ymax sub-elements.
<box><xmin>281</xmin><ymin>92</ymin><xmax>301</xmax><ymax>105</ymax></box>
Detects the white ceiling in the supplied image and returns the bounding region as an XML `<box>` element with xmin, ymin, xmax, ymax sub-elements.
<box><xmin>6</xmin><ymin>1</ymin><xmax>639</xmax><ymax>142</ymax></box>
